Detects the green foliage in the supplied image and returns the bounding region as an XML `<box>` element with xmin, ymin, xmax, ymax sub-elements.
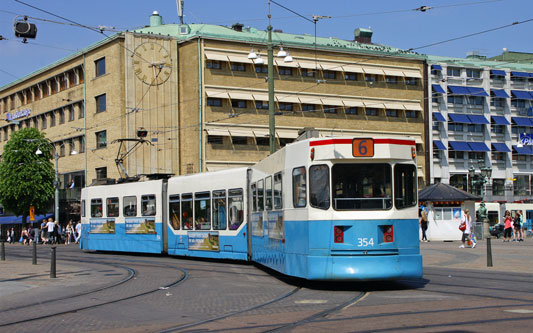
<box><xmin>0</xmin><ymin>128</ymin><xmax>55</xmax><ymax>222</ymax></box>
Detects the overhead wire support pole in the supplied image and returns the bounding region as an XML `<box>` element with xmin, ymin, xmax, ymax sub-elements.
<box><xmin>267</xmin><ymin>2</ymin><xmax>276</xmax><ymax>154</ymax></box>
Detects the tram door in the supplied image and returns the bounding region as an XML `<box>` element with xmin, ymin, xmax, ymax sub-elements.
<box><xmin>526</xmin><ymin>210</ymin><xmax>533</xmax><ymax>231</ymax></box>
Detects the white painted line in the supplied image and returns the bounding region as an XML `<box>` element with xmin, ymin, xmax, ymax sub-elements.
<box><xmin>505</xmin><ymin>309</ymin><xmax>533</xmax><ymax>314</ymax></box>
<box><xmin>295</xmin><ymin>300</ymin><xmax>328</xmax><ymax>304</ymax></box>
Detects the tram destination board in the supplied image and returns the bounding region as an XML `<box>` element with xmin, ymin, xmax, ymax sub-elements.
<box><xmin>352</xmin><ymin>138</ymin><xmax>374</xmax><ymax>157</ymax></box>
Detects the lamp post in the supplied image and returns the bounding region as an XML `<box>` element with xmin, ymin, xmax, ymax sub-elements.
<box><xmin>469</xmin><ymin>159</ymin><xmax>492</xmax><ymax>238</ymax></box>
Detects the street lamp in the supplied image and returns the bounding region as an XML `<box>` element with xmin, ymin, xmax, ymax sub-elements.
<box><xmin>28</xmin><ymin>139</ymin><xmax>77</xmax><ymax>223</ymax></box>
<box><xmin>469</xmin><ymin>159</ymin><xmax>492</xmax><ymax>237</ymax></box>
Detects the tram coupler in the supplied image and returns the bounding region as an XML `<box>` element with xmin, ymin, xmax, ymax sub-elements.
<box><xmin>32</xmin><ymin>241</ymin><xmax>37</xmax><ymax>265</ymax></box>
<box><xmin>50</xmin><ymin>246</ymin><xmax>56</xmax><ymax>278</ymax></box>
<box><xmin>486</xmin><ymin>237</ymin><xmax>493</xmax><ymax>267</ymax></box>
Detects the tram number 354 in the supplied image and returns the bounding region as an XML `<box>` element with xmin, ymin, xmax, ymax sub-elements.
<box><xmin>357</xmin><ymin>238</ymin><xmax>374</xmax><ymax>247</ymax></box>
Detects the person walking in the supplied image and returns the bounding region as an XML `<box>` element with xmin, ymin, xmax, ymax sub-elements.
<box><xmin>512</xmin><ymin>211</ymin><xmax>521</xmax><ymax>242</ymax></box>
<box><xmin>460</xmin><ymin>209</ymin><xmax>475</xmax><ymax>248</ymax></box>
<box><xmin>46</xmin><ymin>218</ymin><xmax>55</xmax><ymax>244</ymax></box>
<box><xmin>40</xmin><ymin>219</ymin><xmax>48</xmax><ymax>244</ymax></box>
<box><xmin>75</xmin><ymin>221</ymin><xmax>82</xmax><ymax>244</ymax></box>
<box><xmin>65</xmin><ymin>220</ymin><xmax>74</xmax><ymax>245</ymax></box>
<box><xmin>8</xmin><ymin>227</ymin><xmax>15</xmax><ymax>244</ymax></box>
<box><xmin>503</xmin><ymin>210</ymin><xmax>513</xmax><ymax>242</ymax></box>
<box><xmin>33</xmin><ymin>223</ymin><xmax>41</xmax><ymax>244</ymax></box>
<box><xmin>21</xmin><ymin>227</ymin><xmax>29</xmax><ymax>245</ymax></box>
<box><xmin>518</xmin><ymin>210</ymin><xmax>525</xmax><ymax>242</ymax></box>
<box><xmin>419</xmin><ymin>210</ymin><xmax>428</xmax><ymax>242</ymax></box>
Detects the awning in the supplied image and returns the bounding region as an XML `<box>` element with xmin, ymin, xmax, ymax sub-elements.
<box><xmin>511</xmin><ymin>90</ymin><xmax>533</xmax><ymax>100</ymax></box>
<box><xmin>468</xmin><ymin>142</ymin><xmax>490</xmax><ymax>152</ymax></box>
<box><xmin>275</xmin><ymin>59</ymin><xmax>298</xmax><ymax>68</ymax></box>
<box><xmin>511</xmin><ymin>71</ymin><xmax>530</xmax><ymax>78</ymax></box>
<box><xmin>383</xmin><ymin>69</ymin><xmax>405</xmax><ymax>77</ymax></box>
<box><xmin>252</xmin><ymin>92</ymin><xmax>269</xmax><ymax>101</ymax></box>
<box><xmin>490</xmin><ymin>69</ymin><xmax>506</xmax><ymax>76</ymax></box>
<box><xmin>364</xmin><ymin>101</ymin><xmax>384</xmax><ymax>108</ymax></box>
<box><xmin>342</xmin><ymin>65</ymin><xmax>364</xmax><ymax>73</ymax></box>
<box><xmin>449</xmin><ymin>141</ymin><xmax>471</xmax><ymax>151</ymax></box>
<box><xmin>432</xmin><ymin>84</ymin><xmax>446</xmax><ymax>94</ymax></box>
<box><xmin>403</xmin><ymin>103</ymin><xmax>422</xmax><ymax>111</ymax></box>
<box><xmin>383</xmin><ymin>102</ymin><xmax>405</xmax><ymax>110</ymax></box>
<box><xmin>342</xmin><ymin>99</ymin><xmax>365</xmax><ymax>107</ymax></box>
<box><xmin>298</xmin><ymin>96</ymin><xmax>322</xmax><ymax>104</ymax></box>
<box><xmin>227</xmin><ymin>55</ymin><xmax>252</xmax><ymax>63</ymax></box>
<box><xmin>448</xmin><ymin>85</ymin><xmax>470</xmax><ymax>95</ymax></box>
<box><xmin>205</xmin><ymin>52</ymin><xmax>229</xmax><ymax>61</ymax></box>
<box><xmin>492</xmin><ymin>143</ymin><xmax>511</xmax><ymax>152</ymax></box>
<box><xmin>276</xmin><ymin>129</ymin><xmax>298</xmax><ymax>139</ymax></box>
<box><xmin>320</xmin><ymin>62</ymin><xmax>343</xmax><ymax>71</ymax></box>
<box><xmin>321</xmin><ymin>97</ymin><xmax>344</xmax><ymax>106</ymax></box>
<box><xmin>403</xmin><ymin>70</ymin><xmax>422</xmax><ymax>78</ymax></box>
<box><xmin>491</xmin><ymin>89</ymin><xmax>510</xmax><ymax>98</ymax></box>
<box><xmin>228</xmin><ymin>91</ymin><xmax>254</xmax><ymax>100</ymax></box>
<box><xmin>297</xmin><ymin>61</ymin><xmax>318</xmax><ymax>69</ymax></box>
<box><xmin>0</xmin><ymin>214</ymin><xmax>53</xmax><ymax>225</ymax></box>
<box><xmin>448</xmin><ymin>113</ymin><xmax>471</xmax><ymax>123</ymax></box>
<box><xmin>431</xmin><ymin>64</ymin><xmax>443</xmax><ymax>71</ymax></box>
<box><xmin>363</xmin><ymin>67</ymin><xmax>384</xmax><ymax>75</ymax></box>
<box><xmin>513</xmin><ymin>145</ymin><xmax>533</xmax><ymax>155</ymax></box>
<box><xmin>205</xmin><ymin>128</ymin><xmax>230</xmax><ymax>136</ymax></box>
<box><xmin>467</xmin><ymin>87</ymin><xmax>489</xmax><ymax>97</ymax></box>
<box><xmin>433</xmin><ymin>112</ymin><xmax>446</xmax><ymax>122</ymax></box>
<box><xmin>275</xmin><ymin>94</ymin><xmax>300</xmax><ymax>103</ymax></box>
<box><xmin>512</xmin><ymin>117</ymin><xmax>533</xmax><ymax>126</ymax></box>
<box><xmin>433</xmin><ymin>140</ymin><xmax>446</xmax><ymax>150</ymax></box>
<box><xmin>468</xmin><ymin>115</ymin><xmax>490</xmax><ymax>124</ymax></box>
<box><xmin>491</xmin><ymin>116</ymin><xmax>510</xmax><ymax>125</ymax></box>
<box><xmin>205</xmin><ymin>89</ymin><xmax>229</xmax><ymax>99</ymax></box>
<box><xmin>252</xmin><ymin>129</ymin><xmax>269</xmax><ymax>137</ymax></box>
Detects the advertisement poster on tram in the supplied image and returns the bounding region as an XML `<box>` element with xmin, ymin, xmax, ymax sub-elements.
<box><xmin>90</xmin><ymin>218</ymin><xmax>116</xmax><ymax>233</ymax></box>
<box><xmin>188</xmin><ymin>231</ymin><xmax>220</xmax><ymax>251</ymax></box>
<box><xmin>267</xmin><ymin>211</ymin><xmax>284</xmax><ymax>239</ymax></box>
<box><xmin>125</xmin><ymin>217</ymin><xmax>157</xmax><ymax>234</ymax></box>
<box><xmin>251</xmin><ymin>213</ymin><xmax>264</xmax><ymax>236</ymax></box>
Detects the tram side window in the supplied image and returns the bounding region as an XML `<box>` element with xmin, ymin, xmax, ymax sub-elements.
<box><xmin>310</xmin><ymin>165</ymin><xmax>330</xmax><ymax>210</ymax></box>
<box><xmin>195</xmin><ymin>192</ymin><xmax>211</xmax><ymax>230</ymax></box>
<box><xmin>394</xmin><ymin>164</ymin><xmax>417</xmax><ymax>209</ymax></box>
<box><xmin>228</xmin><ymin>188</ymin><xmax>244</xmax><ymax>230</ymax></box>
<box><xmin>181</xmin><ymin>193</ymin><xmax>193</xmax><ymax>230</ymax></box>
<box><xmin>91</xmin><ymin>198</ymin><xmax>103</xmax><ymax>217</ymax></box>
<box><xmin>106</xmin><ymin>197</ymin><xmax>119</xmax><ymax>217</ymax></box>
<box><xmin>81</xmin><ymin>200</ymin><xmax>85</xmax><ymax>217</ymax></box>
<box><xmin>251</xmin><ymin>183</ymin><xmax>257</xmax><ymax>212</ymax></box>
<box><xmin>265</xmin><ymin>176</ymin><xmax>273</xmax><ymax>211</ymax></box>
<box><xmin>292</xmin><ymin>167</ymin><xmax>307</xmax><ymax>208</ymax></box>
<box><xmin>123</xmin><ymin>196</ymin><xmax>137</xmax><ymax>217</ymax></box>
<box><xmin>212</xmin><ymin>190</ymin><xmax>227</xmax><ymax>230</ymax></box>
<box><xmin>332</xmin><ymin>163</ymin><xmax>392</xmax><ymax>210</ymax></box>
<box><xmin>257</xmin><ymin>179</ymin><xmax>264</xmax><ymax>211</ymax></box>
<box><xmin>274</xmin><ymin>172</ymin><xmax>283</xmax><ymax>209</ymax></box>
<box><xmin>141</xmin><ymin>194</ymin><xmax>156</xmax><ymax>216</ymax></box>
<box><xmin>169</xmin><ymin>195</ymin><xmax>180</xmax><ymax>230</ymax></box>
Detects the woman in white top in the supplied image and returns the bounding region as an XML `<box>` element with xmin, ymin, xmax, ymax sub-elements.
<box><xmin>460</xmin><ymin>209</ymin><xmax>475</xmax><ymax>248</ymax></box>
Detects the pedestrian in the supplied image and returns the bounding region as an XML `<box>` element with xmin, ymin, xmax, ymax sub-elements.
<box><xmin>65</xmin><ymin>220</ymin><xmax>74</xmax><ymax>245</ymax></box>
<box><xmin>512</xmin><ymin>211</ymin><xmax>521</xmax><ymax>242</ymax></box>
<box><xmin>33</xmin><ymin>223</ymin><xmax>41</xmax><ymax>244</ymax></box>
<box><xmin>460</xmin><ymin>209</ymin><xmax>475</xmax><ymax>248</ymax></box>
<box><xmin>503</xmin><ymin>210</ymin><xmax>513</xmax><ymax>242</ymax></box>
<box><xmin>75</xmin><ymin>221</ymin><xmax>82</xmax><ymax>244</ymax></box>
<box><xmin>46</xmin><ymin>218</ymin><xmax>55</xmax><ymax>244</ymax></box>
<box><xmin>518</xmin><ymin>210</ymin><xmax>525</xmax><ymax>242</ymax></box>
<box><xmin>8</xmin><ymin>227</ymin><xmax>15</xmax><ymax>244</ymax></box>
<box><xmin>21</xmin><ymin>227</ymin><xmax>29</xmax><ymax>245</ymax></box>
<box><xmin>53</xmin><ymin>221</ymin><xmax>60</xmax><ymax>244</ymax></box>
<box><xmin>40</xmin><ymin>219</ymin><xmax>48</xmax><ymax>244</ymax></box>
<box><xmin>419</xmin><ymin>210</ymin><xmax>428</xmax><ymax>242</ymax></box>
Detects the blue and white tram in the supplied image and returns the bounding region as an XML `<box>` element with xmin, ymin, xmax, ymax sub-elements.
<box><xmin>80</xmin><ymin>136</ymin><xmax>422</xmax><ymax>281</ymax></box>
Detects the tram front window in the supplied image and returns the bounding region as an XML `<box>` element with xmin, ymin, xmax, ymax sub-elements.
<box><xmin>332</xmin><ymin>163</ymin><xmax>392</xmax><ymax>210</ymax></box>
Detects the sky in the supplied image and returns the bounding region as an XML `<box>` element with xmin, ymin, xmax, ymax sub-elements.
<box><xmin>1</xmin><ymin>0</ymin><xmax>532</xmax><ymax>87</ymax></box>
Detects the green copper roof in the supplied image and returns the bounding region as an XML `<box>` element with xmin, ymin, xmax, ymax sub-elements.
<box><xmin>488</xmin><ymin>51</ymin><xmax>533</xmax><ymax>64</ymax></box>
<box><xmin>427</xmin><ymin>54</ymin><xmax>533</xmax><ymax>71</ymax></box>
<box><xmin>134</xmin><ymin>23</ymin><xmax>421</xmax><ymax>58</ymax></box>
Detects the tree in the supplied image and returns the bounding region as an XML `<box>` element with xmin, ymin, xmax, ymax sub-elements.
<box><xmin>0</xmin><ymin>128</ymin><xmax>55</xmax><ymax>226</ymax></box>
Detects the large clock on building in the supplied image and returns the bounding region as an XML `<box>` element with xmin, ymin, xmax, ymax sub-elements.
<box><xmin>133</xmin><ymin>42</ymin><xmax>172</xmax><ymax>86</ymax></box>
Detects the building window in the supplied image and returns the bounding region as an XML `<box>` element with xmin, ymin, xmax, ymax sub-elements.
<box><xmin>207</xmin><ymin>98</ymin><xmax>222</xmax><ymax>107</ymax></box>
<box><xmin>511</xmin><ymin>99</ymin><xmax>526</xmax><ymax>108</ymax></box>
<box><xmin>448</xmin><ymin>123</ymin><xmax>464</xmax><ymax>132</ymax></box>
<box><xmin>447</xmin><ymin>96</ymin><xmax>464</xmax><ymax>104</ymax></box>
<box><xmin>59</xmin><ymin>109</ymin><xmax>65</xmax><ymax>124</ymax></box>
<box><xmin>366</xmin><ymin>108</ymin><xmax>378</xmax><ymax>116</ymax></box>
<box><xmin>33</xmin><ymin>117</ymin><xmax>38</xmax><ymax>128</ymax></box>
<box><xmin>41</xmin><ymin>114</ymin><xmax>47</xmax><ymax>129</ymax></box>
<box><xmin>491</xmin><ymin>124</ymin><xmax>505</xmax><ymax>134</ymax></box>
<box><xmin>468</xmin><ymin>96</ymin><xmax>484</xmax><ymax>105</ymax></box>
<box><xmin>231</xmin><ymin>63</ymin><xmax>246</xmax><ymax>71</ymax></box>
<box><xmin>278</xmin><ymin>102</ymin><xmax>293</xmax><ymax>111</ymax></box>
<box><xmin>206</xmin><ymin>60</ymin><xmax>221</xmax><ymax>69</ymax></box>
<box><xmin>405</xmin><ymin>77</ymin><xmax>418</xmax><ymax>85</ymax></box>
<box><xmin>95</xmin><ymin>57</ymin><xmax>106</xmax><ymax>77</ymax></box>
<box><xmin>405</xmin><ymin>111</ymin><xmax>417</xmax><ymax>118</ymax></box>
<box><xmin>3</xmin><ymin>128</ymin><xmax>7</xmax><ymax>141</ymax></box>
<box><xmin>491</xmin><ymin>98</ymin><xmax>505</xmax><ymax>107</ymax></box>
<box><xmin>467</xmin><ymin>124</ymin><xmax>484</xmax><ymax>132</ymax></box>
<box><xmin>323</xmin><ymin>105</ymin><xmax>337</xmax><ymax>114</ymax></box>
<box><xmin>278</xmin><ymin>67</ymin><xmax>293</xmax><ymax>76</ymax></box>
<box><xmin>301</xmin><ymin>104</ymin><xmax>317</xmax><ymax>112</ymax></box>
<box><xmin>386</xmin><ymin>110</ymin><xmax>398</xmax><ymax>117</ymax></box>
<box><xmin>447</xmin><ymin>67</ymin><xmax>461</xmax><ymax>77</ymax></box>
<box><xmin>365</xmin><ymin>74</ymin><xmax>377</xmax><ymax>82</ymax></box>
<box><xmin>69</xmin><ymin>106</ymin><xmax>75</xmax><ymax>121</ymax></box>
<box><xmin>345</xmin><ymin>107</ymin><xmax>358</xmax><ymax>115</ymax></box>
<box><xmin>512</xmin><ymin>126</ymin><xmax>530</xmax><ymax>135</ymax></box>
<box><xmin>344</xmin><ymin>73</ymin><xmax>357</xmax><ymax>81</ymax></box>
<box><xmin>450</xmin><ymin>174</ymin><xmax>467</xmax><ymax>192</ymax></box>
<box><xmin>78</xmin><ymin>137</ymin><xmax>85</xmax><ymax>153</ymax></box>
<box><xmin>95</xmin><ymin>167</ymin><xmax>107</xmax><ymax>180</ymax></box>
<box><xmin>448</xmin><ymin>150</ymin><xmax>465</xmax><ymax>160</ymax></box>
<box><xmin>231</xmin><ymin>100</ymin><xmax>246</xmax><ymax>108</ymax></box>
<box><xmin>207</xmin><ymin>135</ymin><xmax>223</xmax><ymax>144</ymax></box>
<box><xmin>492</xmin><ymin>152</ymin><xmax>506</xmax><ymax>161</ymax></box>
<box><xmin>232</xmin><ymin>136</ymin><xmax>247</xmax><ymax>145</ymax></box>
<box><xmin>255</xmin><ymin>65</ymin><xmax>268</xmax><ymax>73</ymax></box>
<box><xmin>50</xmin><ymin>111</ymin><xmax>56</xmax><ymax>127</ymax></box>
<box><xmin>302</xmin><ymin>69</ymin><xmax>315</xmax><ymax>77</ymax></box>
<box><xmin>493</xmin><ymin>179</ymin><xmax>505</xmax><ymax>196</ymax></box>
<box><xmin>466</xmin><ymin>69</ymin><xmax>481</xmax><ymax>78</ymax></box>
<box><xmin>323</xmin><ymin>71</ymin><xmax>335</xmax><ymax>79</ymax></box>
<box><xmin>59</xmin><ymin>142</ymin><xmax>65</xmax><ymax>157</ymax></box>
<box><xmin>95</xmin><ymin>94</ymin><xmax>106</xmax><ymax>113</ymax></box>
<box><xmin>69</xmin><ymin>140</ymin><xmax>76</xmax><ymax>155</ymax></box>
<box><xmin>385</xmin><ymin>76</ymin><xmax>398</xmax><ymax>84</ymax></box>
<box><xmin>255</xmin><ymin>101</ymin><xmax>269</xmax><ymax>109</ymax></box>
<box><xmin>96</xmin><ymin>130</ymin><xmax>107</xmax><ymax>149</ymax></box>
<box><xmin>256</xmin><ymin>137</ymin><xmax>269</xmax><ymax>146</ymax></box>
<box><xmin>79</xmin><ymin>102</ymin><xmax>85</xmax><ymax>119</ymax></box>
<box><xmin>514</xmin><ymin>175</ymin><xmax>530</xmax><ymax>196</ymax></box>
<box><xmin>469</xmin><ymin>152</ymin><xmax>485</xmax><ymax>161</ymax></box>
